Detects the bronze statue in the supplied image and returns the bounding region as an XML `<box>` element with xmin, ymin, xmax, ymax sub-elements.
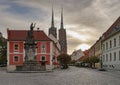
<box><xmin>30</xmin><ymin>23</ymin><xmax>36</xmax><ymax>31</ymax></box>
<box><xmin>26</xmin><ymin>23</ymin><xmax>36</xmax><ymax>43</ymax></box>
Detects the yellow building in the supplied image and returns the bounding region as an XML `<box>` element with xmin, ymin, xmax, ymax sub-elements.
<box><xmin>94</xmin><ymin>37</ymin><xmax>102</xmax><ymax>68</ymax></box>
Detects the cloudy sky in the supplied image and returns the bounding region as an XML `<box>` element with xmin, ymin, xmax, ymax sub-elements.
<box><xmin>0</xmin><ymin>0</ymin><xmax>120</xmax><ymax>54</ymax></box>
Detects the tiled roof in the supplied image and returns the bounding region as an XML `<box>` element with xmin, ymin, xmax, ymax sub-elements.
<box><xmin>104</xmin><ymin>17</ymin><xmax>120</xmax><ymax>39</ymax></box>
<box><xmin>7</xmin><ymin>30</ymin><xmax>52</xmax><ymax>41</ymax></box>
<box><xmin>78</xmin><ymin>50</ymin><xmax>89</xmax><ymax>61</ymax></box>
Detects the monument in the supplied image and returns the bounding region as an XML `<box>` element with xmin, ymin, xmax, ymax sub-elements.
<box><xmin>16</xmin><ymin>23</ymin><xmax>46</xmax><ymax>71</ymax></box>
<box><xmin>24</xmin><ymin>23</ymin><xmax>37</xmax><ymax>62</ymax></box>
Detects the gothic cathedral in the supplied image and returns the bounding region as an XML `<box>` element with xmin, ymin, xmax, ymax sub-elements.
<box><xmin>48</xmin><ymin>7</ymin><xmax>67</xmax><ymax>54</ymax></box>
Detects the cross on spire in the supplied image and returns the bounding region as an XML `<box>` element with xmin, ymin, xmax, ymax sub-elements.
<box><xmin>51</xmin><ymin>0</ymin><xmax>54</xmax><ymax>27</ymax></box>
<box><xmin>60</xmin><ymin>6</ymin><xmax>64</xmax><ymax>29</ymax></box>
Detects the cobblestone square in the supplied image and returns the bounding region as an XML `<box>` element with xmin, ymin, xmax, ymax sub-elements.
<box><xmin>0</xmin><ymin>66</ymin><xmax>120</xmax><ymax>85</ymax></box>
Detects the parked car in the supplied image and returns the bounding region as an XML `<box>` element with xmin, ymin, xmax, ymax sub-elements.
<box><xmin>0</xmin><ymin>63</ymin><xmax>7</xmax><ymax>67</ymax></box>
<box><xmin>60</xmin><ymin>64</ymin><xmax>68</xmax><ymax>69</ymax></box>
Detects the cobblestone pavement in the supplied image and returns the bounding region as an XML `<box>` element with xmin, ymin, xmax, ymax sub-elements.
<box><xmin>0</xmin><ymin>66</ymin><xmax>120</xmax><ymax>85</ymax></box>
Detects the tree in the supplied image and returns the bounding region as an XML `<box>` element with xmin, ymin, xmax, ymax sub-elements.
<box><xmin>70</xmin><ymin>60</ymin><xmax>76</xmax><ymax>65</ymax></box>
<box><xmin>83</xmin><ymin>57</ymin><xmax>90</xmax><ymax>63</ymax></box>
<box><xmin>90</xmin><ymin>56</ymin><xmax>100</xmax><ymax>68</ymax></box>
<box><xmin>83</xmin><ymin>56</ymin><xmax>100</xmax><ymax>68</ymax></box>
<box><xmin>0</xmin><ymin>35</ymin><xmax>7</xmax><ymax>64</ymax></box>
<box><xmin>57</xmin><ymin>54</ymin><xmax>71</xmax><ymax>65</ymax></box>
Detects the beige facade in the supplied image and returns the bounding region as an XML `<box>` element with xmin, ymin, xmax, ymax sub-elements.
<box><xmin>94</xmin><ymin>37</ymin><xmax>102</xmax><ymax>68</ymax></box>
<box><xmin>95</xmin><ymin>37</ymin><xmax>102</xmax><ymax>57</ymax></box>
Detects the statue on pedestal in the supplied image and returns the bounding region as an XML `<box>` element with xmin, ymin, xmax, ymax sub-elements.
<box><xmin>24</xmin><ymin>23</ymin><xmax>37</xmax><ymax>62</ymax></box>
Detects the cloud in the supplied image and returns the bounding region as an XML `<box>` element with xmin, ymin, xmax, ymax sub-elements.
<box><xmin>0</xmin><ymin>0</ymin><xmax>120</xmax><ymax>54</ymax></box>
<box><xmin>0</xmin><ymin>1</ymin><xmax>50</xmax><ymax>37</ymax></box>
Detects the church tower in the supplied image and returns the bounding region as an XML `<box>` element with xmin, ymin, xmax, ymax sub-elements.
<box><xmin>48</xmin><ymin>4</ymin><xmax>57</xmax><ymax>38</ymax></box>
<box><xmin>59</xmin><ymin>7</ymin><xmax>67</xmax><ymax>54</ymax></box>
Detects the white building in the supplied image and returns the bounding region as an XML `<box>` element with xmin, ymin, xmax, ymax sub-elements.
<box><xmin>48</xmin><ymin>34</ymin><xmax>61</xmax><ymax>51</ymax></box>
<box><xmin>102</xmin><ymin>17</ymin><xmax>120</xmax><ymax>70</ymax></box>
<box><xmin>71</xmin><ymin>49</ymin><xmax>84</xmax><ymax>61</ymax></box>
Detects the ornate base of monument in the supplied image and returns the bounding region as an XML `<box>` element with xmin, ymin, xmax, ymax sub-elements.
<box><xmin>16</xmin><ymin>61</ymin><xmax>46</xmax><ymax>71</ymax></box>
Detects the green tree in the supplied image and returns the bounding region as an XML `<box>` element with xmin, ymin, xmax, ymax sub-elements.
<box><xmin>70</xmin><ymin>60</ymin><xmax>76</xmax><ymax>65</ymax></box>
<box><xmin>57</xmin><ymin>54</ymin><xmax>71</xmax><ymax>65</ymax></box>
<box><xmin>0</xmin><ymin>35</ymin><xmax>7</xmax><ymax>64</ymax></box>
<box><xmin>90</xmin><ymin>56</ymin><xmax>100</xmax><ymax>68</ymax></box>
<box><xmin>83</xmin><ymin>57</ymin><xmax>90</xmax><ymax>63</ymax></box>
<box><xmin>83</xmin><ymin>56</ymin><xmax>100</xmax><ymax>68</ymax></box>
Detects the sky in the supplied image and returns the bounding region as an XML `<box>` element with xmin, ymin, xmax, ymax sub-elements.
<box><xmin>0</xmin><ymin>0</ymin><xmax>120</xmax><ymax>54</ymax></box>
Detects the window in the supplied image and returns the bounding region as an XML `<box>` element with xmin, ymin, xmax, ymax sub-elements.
<box><xmin>41</xmin><ymin>43</ymin><xmax>46</xmax><ymax>53</ymax></box>
<box><xmin>14</xmin><ymin>56</ymin><xmax>19</xmax><ymax>62</ymax></box>
<box><xmin>114</xmin><ymin>52</ymin><xmax>116</xmax><ymax>61</ymax></box>
<box><xmin>106</xmin><ymin>42</ymin><xmax>108</xmax><ymax>50</ymax></box>
<box><xmin>110</xmin><ymin>40</ymin><xmax>112</xmax><ymax>48</ymax></box>
<box><xmin>106</xmin><ymin>54</ymin><xmax>108</xmax><ymax>62</ymax></box>
<box><xmin>41</xmin><ymin>56</ymin><xmax>46</xmax><ymax>61</ymax></box>
<box><xmin>14</xmin><ymin>43</ymin><xmax>19</xmax><ymax>51</ymax></box>
<box><xmin>119</xmin><ymin>51</ymin><xmax>120</xmax><ymax>60</ymax></box>
<box><xmin>114</xmin><ymin>38</ymin><xmax>116</xmax><ymax>47</ymax></box>
<box><xmin>103</xmin><ymin>44</ymin><xmax>105</xmax><ymax>51</ymax></box>
<box><xmin>119</xmin><ymin>36</ymin><xmax>120</xmax><ymax>45</ymax></box>
<box><xmin>110</xmin><ymin>53</ymin><xmax>112</xmax><ymax>61</ymax></box>
<box><xmin>102</xmin><ymin>55</ymin><xmax>105</xmax><ymax>62</ymax></box>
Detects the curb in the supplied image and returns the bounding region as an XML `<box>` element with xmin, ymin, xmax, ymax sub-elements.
<box><xmin>7</xmin><ymin>70</ymin><xmax>53</xmax><ymax>73</ymax></box>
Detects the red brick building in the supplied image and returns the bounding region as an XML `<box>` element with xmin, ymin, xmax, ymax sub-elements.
<box><xmin>7</xmin><ymin>29</ymin><xmax>60</xmax><ymax>71</ymax></box>
<box><xmin>78</xmin><ymin>50</ymin><xmax>89</xmax><ymax>61</ymax></box>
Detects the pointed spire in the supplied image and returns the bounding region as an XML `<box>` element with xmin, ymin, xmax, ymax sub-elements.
<box><xmin>60</xmin><ymin>6</ymin><xmax>64</xmax><ymax>29</ymax></box>
<box><xmin>51</xmin><ymin>0</ymin><xmax>54</xmax><ymax>27</ymax></box>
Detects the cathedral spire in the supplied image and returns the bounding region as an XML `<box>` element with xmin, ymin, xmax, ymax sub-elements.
<box><xmin>48</xmin><ymin>0</ymin><xmax>57</xmax><ymax>38</ymax></box>
<box><xmin>60</xmin><ymin>6</ymin><xmax>64</xmax><ymax>29</ymax></box>
<box><xmin>51</xmin><ymin>0</ymin><xmax>54</xmax><ymax>27</ymax></box>
<box><xmin>59</xmin><ymin>6</ymin><xmax>67</xmax><ymax>54</ymax></box>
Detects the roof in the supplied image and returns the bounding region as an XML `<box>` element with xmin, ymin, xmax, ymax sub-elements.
<box><xmin>78</xmin><ymin>50</ymin><xmax>89</xmax><ymax>61</ymax></box>
<box><xmin>7</xmin><ymin>30</ymin><xmax>52</xmax><ymax>41</ymax></box>
<box><xmin>103</xmin><ymin>17</ymin><xmax>120</xmax><ymax>40</ymax></box>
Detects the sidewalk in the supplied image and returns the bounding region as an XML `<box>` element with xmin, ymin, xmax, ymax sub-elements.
<box><xmin>0</xmin><ymin>67</ymin><xmax>6</xmax><ymax>71</ymax></box>
<box><xmin>106</xmin><ymin>69</ymin><xmax>120</xmax><ymax>75</ymax></box>
<box><xmin>85</xmin><ymin>67</ymin><xmax>120</xmax><ymax>77</ymax></box>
